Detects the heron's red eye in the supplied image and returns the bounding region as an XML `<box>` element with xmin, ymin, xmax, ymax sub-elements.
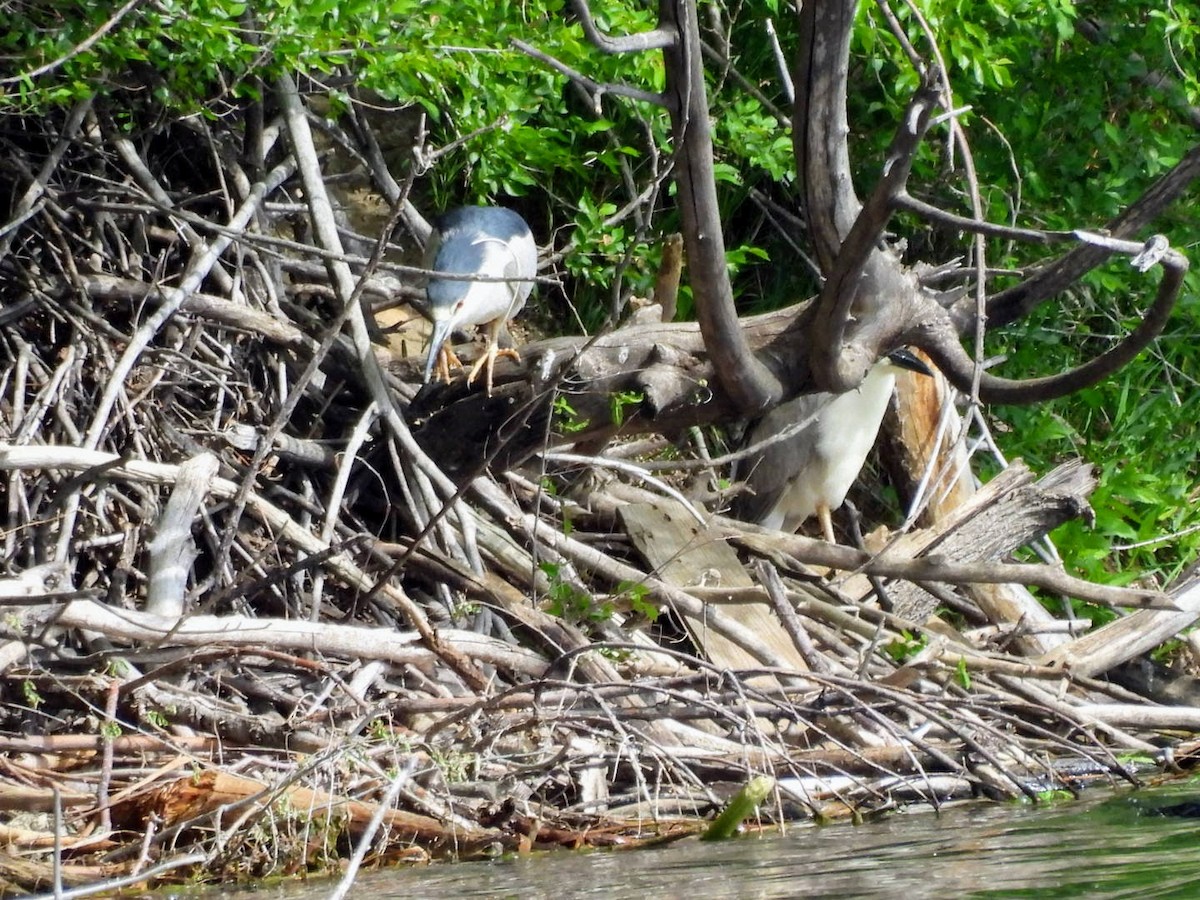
<box><xmin>455</xmin><ymin>301</ymin><xmax>464</xmax><ymax>312</ymax></box>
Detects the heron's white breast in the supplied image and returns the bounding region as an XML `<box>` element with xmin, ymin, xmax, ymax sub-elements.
<box><xmin>811</xmin><ymin>366</ymin><xmax>898</xmax><ymax>510</ymax></box>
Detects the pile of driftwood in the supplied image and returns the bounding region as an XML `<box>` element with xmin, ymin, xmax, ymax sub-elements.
<box><xmin>3</xmin><ymin>85</ymin><xmax>1200</xmax><ymax>898</ymax></box>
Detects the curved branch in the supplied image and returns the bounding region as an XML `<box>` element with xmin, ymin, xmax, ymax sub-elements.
<box><xmin>408</xmin><ymin>304</ymin><xmax>812</xmax><ymax>474</ymax></box>
<box><xmin>794</xmin><ymin>9</ymin><xmax>947</xmax><ymax>394</ymax></box>
<box><xmin>721</xmin><ymin>533</ymin><xmax>1171</xmax><ymax>611</ymax></box>
<box><xmin>919</xmin><ymin>234</ymin><xmax>1188</xmax><ymax>404</ymax></box>
<box><xmin>895</xmin><ymin>192</ymin><xmax>1072</xmax><ymax>245</ymax></box>
<box><xmin>569</xmin><ymin>0</ymin><xmax>676</xmax><ymax>53</ymax></box>
<box><xmin>659</xmin><ymin>0</ymin><xmax>777</xmax><ymax>408</ymax></box>
<box><xmin>511</xmin><ymin>38</ymin><xmax>667</xmax><ymax>111</ymax></box>
<box><xmin>564</xmin><ymin>0</ymin><xmax>777</xmax><ymax>409</ymax></box>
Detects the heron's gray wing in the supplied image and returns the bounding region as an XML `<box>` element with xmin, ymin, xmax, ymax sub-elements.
<box><xmin>426</xmin><ymin>206</ymin><xmax>537</xmax><ymax>322</ymax></box>
<box><xmin>731</xmin><ymin>392</ymin><xmax>830</xmax><ymax>526</ymax></box>
<box><xmin>498</xmin><ymin>227</ymin><xmax>538</xmax><ymax>321</ymax></box>
<box><xmin>499</xmin><ymin>250</ymin><xmax>529</xmax><ymax>320</ymax></box>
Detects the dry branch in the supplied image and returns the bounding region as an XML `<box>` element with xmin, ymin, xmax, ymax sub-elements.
<box><xmin>26</xmin><ymin>601</ymin><xmax>550</xmax><ymax>678</ymax></box>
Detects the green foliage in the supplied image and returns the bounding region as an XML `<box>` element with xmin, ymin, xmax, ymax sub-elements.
<box><xmin>552</xmin><ymin>395</ymin><xmax>590</xmax><ymax>435</ymax></box>
<box><xmin>540</xmin><ymin>561</ymin><xmax>613</xmax><ymax>624</ymax></box>
<box><xmin>21</xmin><ymin>679</ymin><xmax>43</xmax><ymax>711</ymax></box>
<box><xmin>1033</xmin><ymin>788</ymin><xmax>1078</xmax><ymax>803</ymax></box>
<box><xmin>542</xmin><ymin>566</ymin><xmax>659</xmax><ymax>628</ymax></box>
<box><xmin>615</xmin><ymin>580</ymin><xmax>660</xmax><ymax>623</ymax></box>
<box><xmin>609</xmin><ymin>389</ymin><xmax>644</xmax><ymax>427</ymax></box>
<box><xmin>427</xmin><ymin>747</ymin><xmax>477</xmax><ymax>783</ymax></box>
<box><xmin>884</xmin><ymin>630</ymin><xmax>927</xmax><ymax>663</ymax></box>
<box><xmin>143</xmin><ymin>708</ymin><xmax>170</xmax><ymax>729</ymax></box>
<box><xmin>990</xmin><ymin>267</ymin><xmax>1200</xmax><ymax>589</ymax></box>
<box><xmin>853</xmin><ymin>1</ymin><xmax>1200</xmax><ymax>587</ymax></box>
<box><xmin>598</xmin><ymin>646</ymin><xmax>633</xmax><ymax>661</ymax></box>
<box><xmin>6</xmin><ymin>1</ymin><xmax>392</xmax><ymax>114</ymax></box>
<box><xmin>450</xmin><ymin>598</ymin><xmax>482</xmax><ymax>622</ymax></box>
<box><xmin>955</xmin><ymin>656</ymin><xmax>972</xmax><ymax>690</ymax></box>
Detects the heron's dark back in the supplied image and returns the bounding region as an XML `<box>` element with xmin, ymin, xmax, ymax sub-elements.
<box><xmin>428</xmin><ymin>206</ymin><xmax>535</xmax><ymax>306</ymax></box>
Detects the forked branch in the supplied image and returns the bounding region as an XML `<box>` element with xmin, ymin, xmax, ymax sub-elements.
<box><xmin>809</xmin><ymin>67</ymin><xmax>944</xmax><ymax>390</ymax></box>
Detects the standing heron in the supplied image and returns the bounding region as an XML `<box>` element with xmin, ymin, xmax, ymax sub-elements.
<box><xmin>423</xmin><ymin>206</ymin><xmax>538</xmax><ymax>394</ymax></box>
<box><xmin>733</xmin><ymin>349</ymin><xmax>933</xmax><ymax>542</ymax></box>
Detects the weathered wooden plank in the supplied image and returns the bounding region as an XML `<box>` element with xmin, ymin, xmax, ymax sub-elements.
<box><xmin>620</xmin><ymin>501</ymin><xmax>807</xmax><ymax>672</ymax></box>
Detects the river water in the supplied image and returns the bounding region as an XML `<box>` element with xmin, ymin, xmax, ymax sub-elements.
<box><xmin>222</xmin><ymin>785</ymin><xmax>1200</xmax><ymax>899</ymax></box>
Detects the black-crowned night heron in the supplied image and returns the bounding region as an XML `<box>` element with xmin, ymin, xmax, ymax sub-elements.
<box><xmin>423</xmin><ymin>206</ymin><xmax>538</xmax><ymax>393</ymax></box>
<box><xmin>734</xmin><ymin>349</ymin><xmax>933</xmax><ymax>542</ymax></box>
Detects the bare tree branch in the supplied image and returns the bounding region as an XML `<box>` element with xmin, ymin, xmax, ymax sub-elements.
<box><xmin>567</xmin><ymin>0</ymin><xmax>778</xmax><ymax>409</ymax></box>
<box><xmin>511</xmin><ymin>38</ymin><xmax>668</xmax><ymax>111</ymax></box>
<box><xmin>895</xmin><ymin>193</ymin><xmax>1071</xmax><ymax>244</ymax></box>
<box><xmin>968</xmin><ymin>142</ymin><xmax>1200</xmax><ymax>330</ymax></box>
<box><xmin>793</xmin><ymin>0</ymin><xmax>860</xmax><ymax>272</ymax></box>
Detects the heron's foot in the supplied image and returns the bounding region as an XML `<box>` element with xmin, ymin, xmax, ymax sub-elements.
<box><xmin>435</xmin><ymin>346</ymin><xmax>464</xmax><ymax>385</ymax></box>
<box><xmin>466</xmin><ymin>344</ymin><xmax>521</xmax><ymax>395</ymax></box>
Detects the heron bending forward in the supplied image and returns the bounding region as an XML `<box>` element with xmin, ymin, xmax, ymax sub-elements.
<box><xmin>422</xmin><ymin>206</ymin><xmax>538</xmax><ymax>394</ymax></box>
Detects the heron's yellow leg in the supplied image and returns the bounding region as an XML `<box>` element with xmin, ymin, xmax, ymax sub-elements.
<box><xmin>466</xmin><ymin>320</ymin><xmax>521</xmax><ymax>395</ymax></box>
<box><xmin>817</xmin><ymin>502</ymin><xmax>836</xmax><ymax>545</ymax></box>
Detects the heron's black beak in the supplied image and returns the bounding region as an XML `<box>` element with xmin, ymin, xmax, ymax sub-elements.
<box><xmin>885</xmin><ymin>348</ymin><xmax>934</xmax><ymax>377</ymax></box>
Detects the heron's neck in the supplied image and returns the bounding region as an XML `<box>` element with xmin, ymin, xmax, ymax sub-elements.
<box><xmin>857</xmin><ymin>363</ymin><xmax>901</xmax><ymax>428</ymax></box>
